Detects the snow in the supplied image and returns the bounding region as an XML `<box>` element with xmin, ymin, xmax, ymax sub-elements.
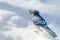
<box><xmin>0</xmin><ymin>26</ymin><xmax>53</xmax><ymax>40</ymax></box>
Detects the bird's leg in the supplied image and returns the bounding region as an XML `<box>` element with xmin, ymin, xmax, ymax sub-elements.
<box><xmin>34</xmin><ymin>26</ymin><xmax>43</xmax><ymax>33</ymax></box>
<box><xmin>34</xmin><ymin>26</ymin><xmax>40</xmax><ymax>33</ymax></box>
<box><xmin>34</xmin><ymin>30</ymin><xmax>39</xmax><ymax>33</ymax></box>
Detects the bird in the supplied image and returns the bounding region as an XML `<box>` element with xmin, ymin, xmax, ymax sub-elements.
<box><xmin>27</xmin><ymin>9</ymin><xmax>57</xmax><ymax>38</ymax></box>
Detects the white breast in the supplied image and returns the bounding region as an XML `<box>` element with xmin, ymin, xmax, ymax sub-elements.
<box><xmin>32</xmin><ymin>16</ymin><xmax>41</xmax><ymax>21</ymax></box>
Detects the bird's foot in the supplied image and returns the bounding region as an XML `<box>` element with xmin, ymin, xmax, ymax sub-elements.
<box><xmin>34</xmin><ymin>30</ymin><xmax>39</xmax><ymax>34</ymax></box>
<box><xmin>39</xmin><ymin>27</ymin><xmax>43</xmax><ymax>31</ymax></box>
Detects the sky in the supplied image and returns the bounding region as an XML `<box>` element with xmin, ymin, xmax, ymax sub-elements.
<box><xmin>0</xmin><ymin>0</ymin><xmax>60</xmax><ymax>40</ymax></box>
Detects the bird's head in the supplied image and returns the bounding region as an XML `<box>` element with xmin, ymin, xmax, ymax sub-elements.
<box><xmin>28</xmin><ymin>9</ymin><xmax>33</xmax><ymax>14</ymax></box>
<box><xmin>28</xmin><ymin>9</ymin><xmax>39</xmax><ymax>16</ymax></box>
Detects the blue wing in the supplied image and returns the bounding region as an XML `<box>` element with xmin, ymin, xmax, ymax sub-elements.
<box><xmin>33</xmin><ymin>19</ymin><xmax>47</xmax><ymax>26</ymax></box>
<box><xmin>32</xmin><ymin>10</ymin><xmax>47</xmax><ymax>26</ymax></box>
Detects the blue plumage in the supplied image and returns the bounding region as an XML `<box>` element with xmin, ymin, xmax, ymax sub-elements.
<box><xmin>31</xmin><ymin>10</ymin><xmax>57</xmax><ymax>37</ymax></box>
<box><xmin>32</xmin><ymin>10</ymin><xmax>47</xmax><ymax>27</ymax></box>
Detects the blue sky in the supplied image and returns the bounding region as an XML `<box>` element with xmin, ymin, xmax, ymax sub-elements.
<box><xmin>0</xmin><ymin>0</ymin><xmax>60</xmax><ymax>40</ymax></box>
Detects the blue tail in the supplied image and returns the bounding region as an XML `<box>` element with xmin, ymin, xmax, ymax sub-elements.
<box><xmin>44</xmin><ymin>27</ymin><xmax>57</xmax><ymax>37</ymax></box>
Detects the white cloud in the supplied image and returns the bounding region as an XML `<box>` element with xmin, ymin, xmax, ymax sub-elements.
<box><xmin>0</xmin><ymin>0</ymin><xmax>60</xmax><ymax>17</ymax></box>
<box><xmin>0</xmin><ymin>10</ymin><xmax>16</xmax><ymax>31</ymax></box>
<box><xmin>0</xmin><ymin>16</ymin><xmax>2</xmax><ymax>22</ymax></box>
<box><xmin>0</xmin><ymin>10</ymin><xmax>28</xmax><ymax>31</ymax></box>
<box><xmin>8</xmin><ymin>15</ymin><xmax>28</xmax><ymax>28</ymax></box>
<box><xmin>40</xmin><ymin>0</ymin><xmax>60</xmax><ymax>5</ymax></box>
<box><xmin>21</xmin><ymin>0</ymin><xmax>60</xmax><ymax>17</ymax></box>
<box><xmin>0</xmin><ymin>10</ymin><xmax>15</xmax><ymax>20</ymax></box>
<box><xmin>0</xmin><ymin>10</ymin><xmax>15</xmax><ymax>23</ymax></box>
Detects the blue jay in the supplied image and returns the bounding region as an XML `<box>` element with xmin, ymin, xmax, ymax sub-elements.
<box><xmin>28</xmin><ymin>9</ymin><xmax>57</xmax><ymax>38</ymax></box>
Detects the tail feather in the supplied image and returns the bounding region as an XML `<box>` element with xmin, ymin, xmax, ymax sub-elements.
<box><xmin>44</xmin><ymin>27</ymin><xmax>57</xmax><ymax>37</ymax></box>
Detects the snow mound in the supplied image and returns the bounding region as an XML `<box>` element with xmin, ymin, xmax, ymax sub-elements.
<box><xmin>1</xmin><ymin>27</ymin><xmax>56</xmax><ymax>40</ymax></box>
